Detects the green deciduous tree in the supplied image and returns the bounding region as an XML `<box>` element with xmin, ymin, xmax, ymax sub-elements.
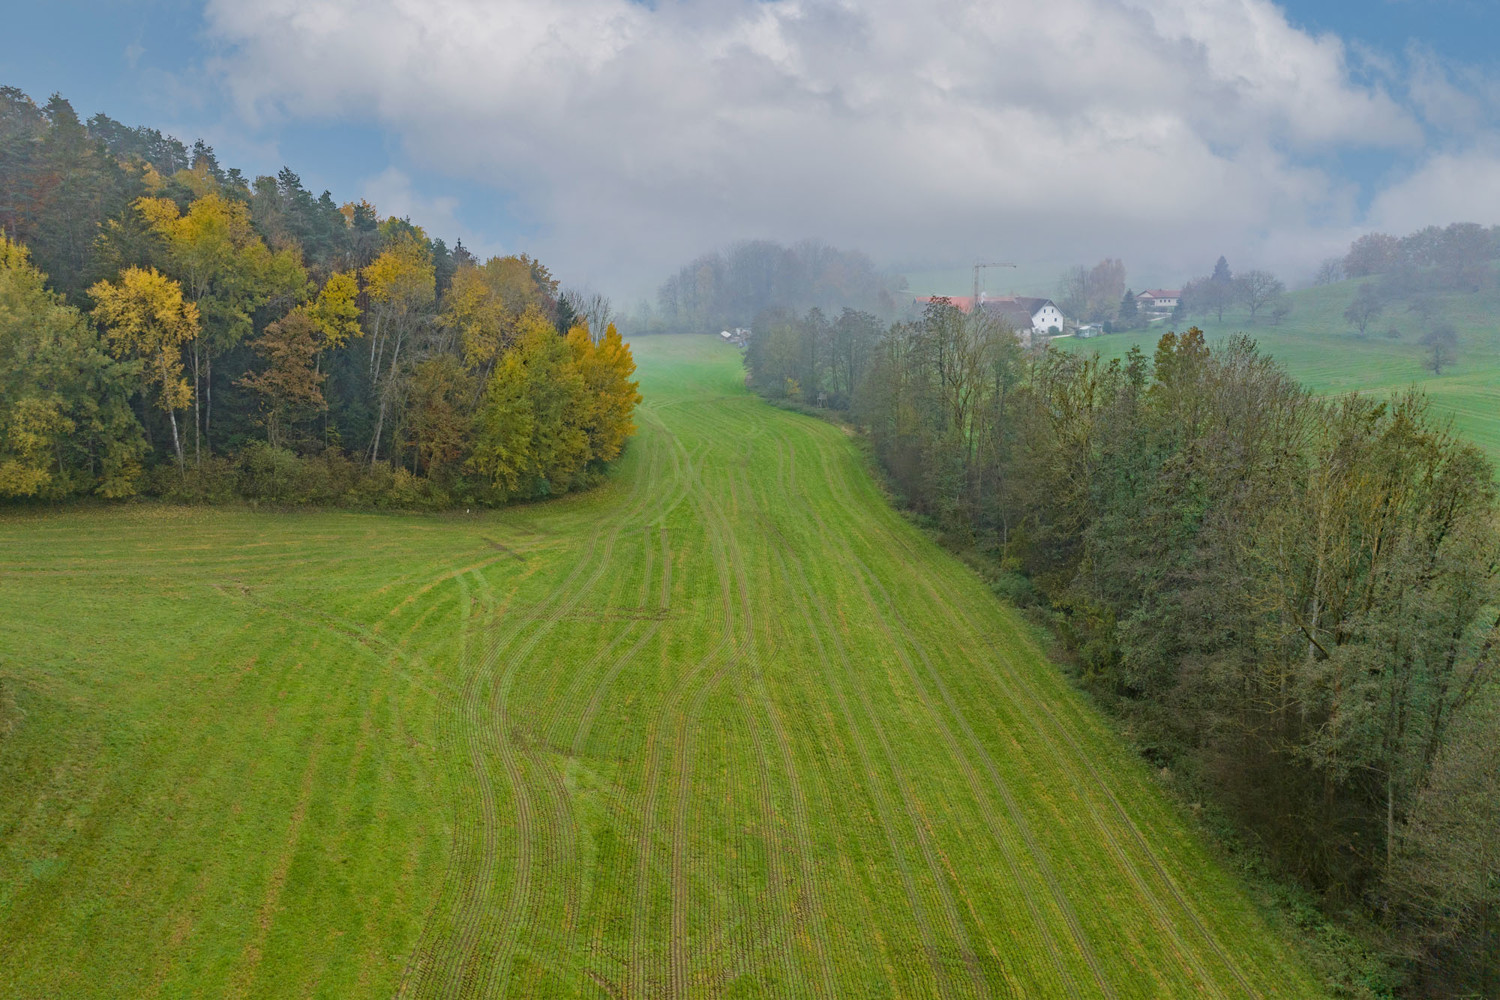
<box><xmin>0</xmin><ymin>233</ymin><xmax>144</xmax><ymax>497</ymax></box>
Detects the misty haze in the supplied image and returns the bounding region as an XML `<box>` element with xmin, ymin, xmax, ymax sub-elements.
<box><xmin>2</xmin><ymin>1</ymin><xmax>1497</xmax><ymax>998</ymax></box>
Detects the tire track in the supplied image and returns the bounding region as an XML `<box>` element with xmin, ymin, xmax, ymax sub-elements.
<box><xmin>815</xmin><ymin>427</ymin><xmax>1252</xmax><ymax>996</ymax></box>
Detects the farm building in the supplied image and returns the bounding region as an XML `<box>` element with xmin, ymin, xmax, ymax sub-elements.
<box><xmin>912</xmin><ymin>295</ymin><xmax>1067</xmax><ymax>338</ymax></box>
<box><xmin>1136</xmin><ymin>289</ymin><xmax>1180</xmax><ymax>311</ymax></box>
<box><xmin>980</xmin><ymin>296</ymin><xmax>1067</xmax><ymax>337</ymax></box>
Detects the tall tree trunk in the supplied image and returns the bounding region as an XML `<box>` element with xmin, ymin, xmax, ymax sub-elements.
<box><xmin>368</xmin><ymin>332</ymin><xmax>403</xmax><ymax>466</ymax></box>
<box><xmin>192</xmin><ymin>340</ymin><xmax>201</xmax><ymax>467</ymax></box>
<box><xmin>168</xmin><ymin>407</ymin><xmax>184</xmax><ymax>473</ymax></box>
<box><xmin>205</xmin><ymin>352</ymin><xmax>213</xmax><ymax>458</ymax></box>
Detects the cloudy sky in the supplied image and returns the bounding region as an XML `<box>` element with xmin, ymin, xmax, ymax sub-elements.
<box><xmin>7</xmin><ymin>0</ymin><xmax>1500</xmax><ymax>298</ymax></box>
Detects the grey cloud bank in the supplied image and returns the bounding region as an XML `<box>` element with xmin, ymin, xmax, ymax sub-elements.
<box><xmin>204</xmin><ymin>0</ymin><xmax>1500</xmax><ymax>297</ymax></box>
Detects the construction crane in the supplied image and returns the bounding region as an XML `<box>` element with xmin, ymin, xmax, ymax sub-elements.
<box><xmin>973</xmin><ymin>261</ymin><xmax>1017</xmax><ymax>309</ymax></box>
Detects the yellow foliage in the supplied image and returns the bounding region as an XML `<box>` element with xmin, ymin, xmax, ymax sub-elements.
<box><xmin>566</xmin><ymin>322</ymin><xmax>641</xmax><ymax>464</ymax></box>
<box><xmin>305</xmin><ymin>271</ymin><xmax>362</xmax><ymax>349</ymax></box>
<box><xmin>90</xmin><ymin>267</ymin><xmax>199</xmax><ymax>413</ymax></box>
<box><xmin>470</xmin><ymin>311</ymin><xmax>640</xmax><ymax>501</ymax></box>
<box><xmin>444</xmin><ymin>255</ymin><xmax>558</xmax><ymax>370</ymax></box>
<box><xmin>363</xmin><ymin>237</ymin><xmax>435</xmax><ymax>311</ymax></box>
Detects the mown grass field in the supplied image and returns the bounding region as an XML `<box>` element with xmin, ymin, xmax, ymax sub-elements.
<box><xmin>1062</xmin><ymin>279</ymin><xmax>1500</xmax><ymax>463</ymax></box>
<box><xmin>0</xmin><ymin>335</ymin><xmax>1320</xmax><ymax>998</ymax></box>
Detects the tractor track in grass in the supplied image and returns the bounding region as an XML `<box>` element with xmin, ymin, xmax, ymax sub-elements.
<box><xmin>563</xmin><ymin>520</ymin><xmax>674</xmax><ymax>997</ymax></box>
<box><xmin>792</xmin><ymin>430</ymin><xmax>1107</xmax><ymax>999</ymax></box>
<box><xmin>405</xmin><ymin>438</ymin><xmax>660</xmax><ymax>997</ymax></box>
<box><xmin>688</xmin><ymin>455</ymin><xmax>807</xmax><ymax>994</ymax></box>
<box><xmin>520</xmin><ymin>435</ymin><xmax>684</xmax><ymax>996</ymax></box>
<box><xmin>736</xmin><ymin>444</ymin><xmax>845</xmax><ymax>995</ymax></box>
<box><xmin>472</xmin><ymin>432</ymin><xmax>676</xmax><ymax>999</ymax></box>
<box><xmin>926</xmin><ymin>573</ymin><xmax>1254</xmax><ymax>995</ymax></box>
<box><xmin>817</xmin><ymin>432</ymin><xmax>1253</xmax><ymax>996</ymax></box>
<box><xmin>777</xmin><ymin>440</ymin><xmax>997</xmax><ymax>998</ymax></box>
<box><xmin>759</xmin><ymin>482</ymin><xmax>955</xmax><ymax>998</ymax></box>
<box><xmin>658</xmin><ymin>436</ymin><xmax>742</xmax><ymax>998</ymax></box>
<box><xmin>772</xmin><ymin>434</ymin><xmax>1091</xmax><ymax>998</ymax></box>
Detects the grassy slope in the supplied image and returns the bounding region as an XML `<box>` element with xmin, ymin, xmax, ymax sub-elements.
<box><xmin>0</xmin><ymin>335</ymin><xmax>1321</xmax><ymax>998</ymax></box>
<box><xmin>1061</xmin><ymin>279</ymin><xmax>1500</xmax><ymax>463</ymax></box>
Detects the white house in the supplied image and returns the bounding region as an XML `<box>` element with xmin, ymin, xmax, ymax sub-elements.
<box><xmin>981</xmin><ymin>296</ymin><xmax>1067</xmax><ymax>336</ymax></box>
<box><xmin>1136</xmin><ymin>289</ymin><xmax>1181</xmax><ymax>311</ymax></box>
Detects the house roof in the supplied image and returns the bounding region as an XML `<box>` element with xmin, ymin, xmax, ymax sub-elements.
<box><xmin>914</xmin><ymin>295</ymin><xmax>978</xmax><ymax>313</ymax></box>
<box><xmin>981</xmin><ymin>296</ymin><xmax>1059</xmax><ymax>321</ymax></box>
<box><xmin>914</xmin><ymin>295</ymin><xmax>1061</xmax><ymax>324</ymax></box>
<box><xmin>1137</xmin><ymin>289</ymin><xmax>1181</xmax><ymax>299</ymax></box>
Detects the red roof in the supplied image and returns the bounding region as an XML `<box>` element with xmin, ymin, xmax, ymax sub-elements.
<box><xmin>914</xmin><ymin>295</ymin><xmax>978</xmax><ymax>313</ymax></box>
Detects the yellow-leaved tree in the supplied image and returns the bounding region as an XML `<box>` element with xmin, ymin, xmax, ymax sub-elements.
<box><xmin>444</xmin><ymin>254</ymin><xmax>558</xmax><ymax>376</ymax></box>
<box><xmin>565</xmin><ymin>321</ymin><xmax>641</xmax><ymax>466</ymax></box>
<box><xmin>305</xmin><ymin>270</ymin><xmax>362</xmax><ymax>361</ymax></box>
<box><xmin>90</xmin><ymin>267</ymin><xmax>200</xmax><ymax>471</ymax></box>
<box><xmin>470</xmin><ymin>308</ymin><xmax>590</xmax><ymax>500</ymax></box>
<box><xmin>362</xmin><ymin>236</ymin><xmax>435</xmax><ymax>463</ymax></box>
<box><xmin>136</xmin><ymin>192</ymin><xmax>307</xmax><ymax>461</ymax></box>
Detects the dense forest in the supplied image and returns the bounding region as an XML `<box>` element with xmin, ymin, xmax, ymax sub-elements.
<box><xmin>744</xmin><ymin>297</ymin><xmax>1499</xmax><ymax>997</ymax></box>
<box><xmin>0</xmin><ymin>87</ymin><xmax>639</xmax><ymax>508</ymax></box>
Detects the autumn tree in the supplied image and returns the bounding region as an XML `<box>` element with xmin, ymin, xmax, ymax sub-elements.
<box><xmin>404</xmin><ymin>355</ymin><xmax>476</xmax><ymax>479</ymax></box>
<box><xmin>137</xmin><ymin>192</ymin><xmax>307</xmax><ymax>460</ymax></box>
<box><xmin>90</xmin><ymin>267</ymin><xmax>200</xmax><ymax>470</ymax></box>
<box><xmin>237</xmin><ymin>311</ymin><xmax>325</xmax><ymax>449</ymax></box>
<box><xmin>566</xmin><ymin>322</ymin><xmax>641</xmax><ymax>466</ymax></box>
<box><xmin>304</xmin><ymin>270</ymin><xmax>362</xmax><ymax>365</ymax></box>
<box><xmin>470</xmin><ymin>309</ymin><xmax>590</xmax><ymax>499</ymax></box>
<box><xmin>444</xmin><ymin>254</ymin><xmax>558</xmax><ymax>377</ymax></box>
<box><xmin>1345</xmin><ymin>232</ymin><xmax>1400</xmax><ymax>277</ymax></box>
<box><xmin>0</xmin><ymin>233</ymin><xmax>144</xmax><ymax>497</ymax></box>
<box><xmin>1086</xmin><ymin>258</ymin><xmax>1126</xmax><ymax>321</ymax></box>
<box><xmin>363</xmin><ymin>235</ymin><xmax>436</xmax><ymax>463</ymax></box>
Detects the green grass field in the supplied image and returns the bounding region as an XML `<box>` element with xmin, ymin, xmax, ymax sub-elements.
<box><xmin>0</xmin><ymin>335</ymin><xmax>1321</xmax><ymax>998</ymax></box>
<box><xmin>1062</xmin><ymin>279</ymin><xmax>1500</xmax><ymax>462</ymax></box>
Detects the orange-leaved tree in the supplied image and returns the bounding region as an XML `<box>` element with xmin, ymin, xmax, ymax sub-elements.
<box><xmin>237</xmin><ymin>310</ymin><xmax>325</xmax><ymax>449</ymax></box>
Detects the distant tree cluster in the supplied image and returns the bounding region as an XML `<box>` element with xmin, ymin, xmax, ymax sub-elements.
<box><xmin>744</xmin><ymin>300</ymin><xmax>1500</xmax><ymax>997</ymax></box>
<box><xmin>1177</xmin><ymin>256</ymin><xmax>1290</xmax><ymax>325</ymax></box>
<box><xmin>1343</xmin><ymin>223</ymin><xmax>1500</xmax><ymax>292</ymax></box>
<box><xmin>654</xmin><ymin>239</ymin><xmax>903</xmax><ymax>333</ymax></box>
<box><xmin>1056</xmin><ymin>257</ymin><xmax>1125</xmax><ymax>325</ymax></box>
<box><xmin>742</xmin><ymin>306</ymin><xmax>885</xmax><ymax>409</ymax></box>
<box><xmin>1328</xmin><ymin>222</ymin><xmax>1500</xmax><ymax>377</ymax></box>
<box><xmin>0</xmin><ymin>87</ymin><xmax>639</xmax><ymax>507</ymax></box>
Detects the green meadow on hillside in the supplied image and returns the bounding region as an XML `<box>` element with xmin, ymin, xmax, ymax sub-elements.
<box><xmin>0</xmin><ymin>336</ymin><xmax>1320</xmax><ymax>997</ymax></box>
<box><xmin>1063</xmin><ymin>279</ymin><xmax>1500</xmax><ymax>463</ymax></box>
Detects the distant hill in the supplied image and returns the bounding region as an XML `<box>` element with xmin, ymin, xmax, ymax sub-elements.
<box><xmin>1061</xmin><ymin>275</ymin><xmax>1500</xmax><ymax>465</ymax></box>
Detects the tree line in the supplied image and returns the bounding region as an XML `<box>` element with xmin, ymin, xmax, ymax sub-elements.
<box><xmin>0</xmin><ymin>87</ymin><xmax>640</xmax><ymax>508</ymax></box>
<box><xmin>745</xmin><ymin>300</ymin><xmax>1498</xmax><ymax>997</ymax></box>
<box><xmin>652</xmin><ymin>239</ymin><xmax>903</xmax><ymax>334</ymax></box>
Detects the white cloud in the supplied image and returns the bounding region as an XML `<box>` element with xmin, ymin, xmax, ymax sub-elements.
<box><xmin>202</xmin><ymin>0</ymin><xmax>1441</xmax><ymax>296</ymax></box>
<box><xmin>359</xmin><ymin>167</ymin><xmax>508</xmax><ymax>260</ymax></box>
<box><xmin>1367</xmin><ymin>146</ymin><xmax>1500</xmax><ymax>234</ymax></box>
